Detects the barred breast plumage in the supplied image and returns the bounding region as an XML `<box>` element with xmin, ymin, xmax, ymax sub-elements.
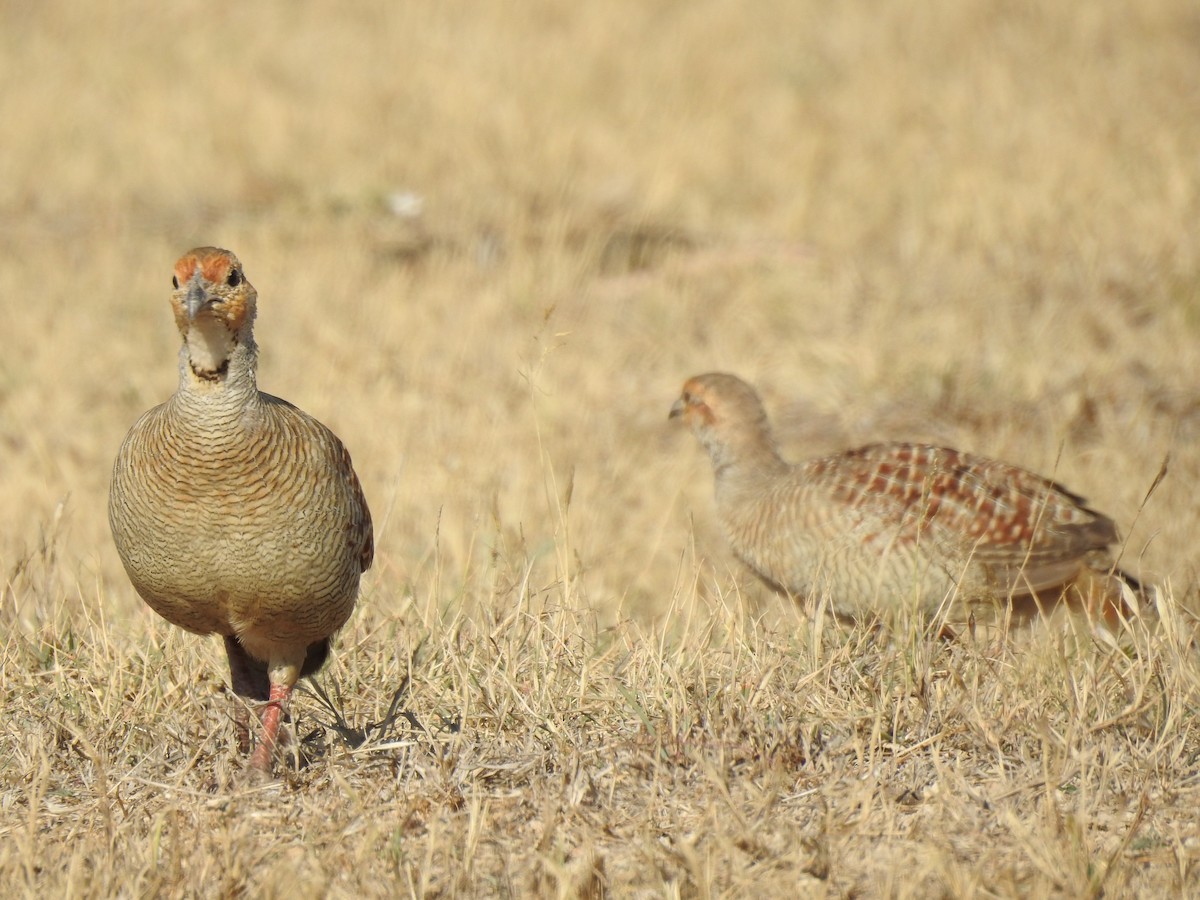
<box><xmin>671</xmin><ymin>372</ymin><xmax>1137</xmax><ymax>620</ymax></box>
<box><xmin>109</xmin><ymin>247</ymin><xmax>373</xmax><ymax>772</ymax></box>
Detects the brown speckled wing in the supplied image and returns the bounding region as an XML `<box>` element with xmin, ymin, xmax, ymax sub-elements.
<box><xmin>341</xmin><ymin>440</ymin><xmax>374</xmax><ymax>574</ymax></box>
<box><xmin>261</xmin><ymin>392</ymin><xmax>374</xmax><ymax>576</ymax></box>
<box><xmin>804</xmin><ymin>443</ymin><xmax>1118</xmax><ymax>591</ymax></box>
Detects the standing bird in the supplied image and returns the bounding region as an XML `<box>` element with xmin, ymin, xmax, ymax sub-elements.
<box><xmin>670</xmin><ymin>373</ymin><xmax>1136</xmax><ymax>621</ymax></box>
<box><xmin>109</xmin><ymin>247</ymin><xmax>373</xmax><ymax>772</ymax></box>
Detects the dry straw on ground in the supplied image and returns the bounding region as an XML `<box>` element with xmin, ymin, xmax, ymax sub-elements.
<box><xmin>2</xmin><ymin>1</ymin><xmax>1199</xmax><ymax>896</ymax></box>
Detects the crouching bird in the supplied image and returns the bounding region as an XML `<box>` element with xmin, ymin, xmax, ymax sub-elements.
<box><xmin>671</xmin><ymin>372</ymin><xmax>1140</xmax><ymax>623</ymax></box>
<box><xmin>109</xmin><ymin>247</ymin><xmax>373</xmax><ymax>772</ymax></box>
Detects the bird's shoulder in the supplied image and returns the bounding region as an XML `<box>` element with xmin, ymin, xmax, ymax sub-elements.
<box><xmin>259</xmin><ymin>392</ymin><xmax>374</xmax><ymax>573</ymax></box>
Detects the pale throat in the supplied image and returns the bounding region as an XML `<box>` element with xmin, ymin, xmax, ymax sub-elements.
<box><xmin>185</xmin><ymin>316</ymin><xmax>238</xmax><ymax>377</ymax></box>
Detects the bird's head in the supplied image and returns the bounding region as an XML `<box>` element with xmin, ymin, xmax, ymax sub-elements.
<box><xmin>670</xmin><ymin>373</ymin><xmax>780</xmax><ymax>472</ymax></box>
<box><xmin>170</xmin><ymin>247</ymin><xmax>257</xmax><ymax>382</ymax></box>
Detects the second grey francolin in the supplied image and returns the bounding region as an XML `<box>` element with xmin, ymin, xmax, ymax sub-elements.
<box><xmin>671</xmin><ymin>373</ymin><xmax>1137</xmax><ymax>620</ymax></box>
<box><xmin>109</xmin><ymin>247</ymin><xmax>373</xmax><ymax>772</ymax></box>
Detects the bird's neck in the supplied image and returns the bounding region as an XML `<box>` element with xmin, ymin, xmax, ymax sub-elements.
<box><xmin>705</xmin><ymin>427</ymin><xmax>789</xmax><ymax>484</ymax></box>
<box><xmin>177</xmin><ymin>325</ymin><xmax>259</xmax><ymax>405</ymax></box>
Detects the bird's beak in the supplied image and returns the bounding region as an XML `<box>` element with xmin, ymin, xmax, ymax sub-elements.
<box><xmin>668</xmin><ymin>397</ymin><xmax>686</xmax><ymax>420</ymax></box>
<box><xmin>184</xmin><ymin>279</ymin><xmax>212</xmax><ymax>320</ymax></box>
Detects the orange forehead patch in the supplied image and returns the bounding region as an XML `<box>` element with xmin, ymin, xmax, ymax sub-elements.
<box><xmin>173</xmin><ymin>246</ymin><xmax>239</xmax><ymax>287</ymax></box>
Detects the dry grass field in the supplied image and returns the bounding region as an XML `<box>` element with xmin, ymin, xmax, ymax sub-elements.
<box><xmin>2</xmin><ymin>0</ymin><xmax>1200</xmax><ymax>896</ymax></box>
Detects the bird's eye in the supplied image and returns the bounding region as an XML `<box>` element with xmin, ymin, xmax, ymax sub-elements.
<box><xmin>227</xmin><ymin>269</ymin><xmax>242</xmax><ymax>287</ymax></box>
<box><xmin>172</xmin><ymin>276</ymin><xmax>180</xmax><ymax>289</ymax></box>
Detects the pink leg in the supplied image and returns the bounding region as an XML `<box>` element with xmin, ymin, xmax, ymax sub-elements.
<box><xmin>249</xmin><ymin>682</ymin><xmax>292</xmax><ymax>772</ymax></box>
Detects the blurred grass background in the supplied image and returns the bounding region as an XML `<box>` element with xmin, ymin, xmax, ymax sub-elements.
<box><xmin>3</xmin><ymin>0</ymin><xmax>1197</xmax><ymax>621</ymax></box>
